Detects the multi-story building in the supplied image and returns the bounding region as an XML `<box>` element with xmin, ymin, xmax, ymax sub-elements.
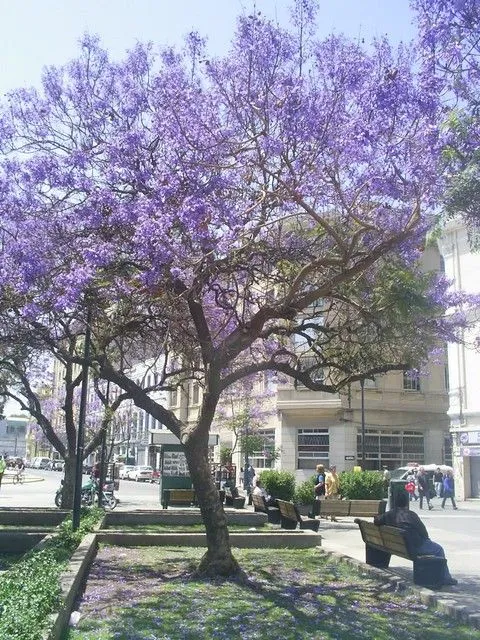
<box><xmin>438</xmin><ymin>219</ymin><xmax>480</xmax><ymax>499</ymax></box>
<box><xmin>0</xmin><ymin>415</ymin><xmax>28</xmax><ymax>459</ymax></box>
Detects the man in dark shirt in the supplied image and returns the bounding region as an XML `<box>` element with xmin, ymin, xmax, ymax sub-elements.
<box><xmin>374</xmin><ymin>491</ymin><xmax>457</xmax><ymax>586</ymax></box>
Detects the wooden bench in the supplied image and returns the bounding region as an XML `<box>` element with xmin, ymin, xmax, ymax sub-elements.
<box><xmin>224</xmin><ymin>486</ymin><xmax>246</xmax><ymax>509</ymax></box>
<box><xmin>252</xmin><ymin>493</ymin><xmax>281</xmax><ymax>524</ymax></box>
<box><xmin>349</xmin><ymin>500</ymin><xmax>386</xmax><ymax>518</ymax></box>
<box><xmin>276</xmin><ymin>500</ymin><xmax>320</xmax><ymax>532</ymax></box>
<box><xmin>354</xmin><ymin>518</ymin><xmax>446</xmax><ymax>589</ymax></box>
<box><xmin>162</xmin><ymin>488</ymin><xmax>196</xmax><ymax>509</ymax></box>
<box><xmin>316</xmin><ymin>499</ymin><xmax>385</xmax><ymax>519</ymax></box>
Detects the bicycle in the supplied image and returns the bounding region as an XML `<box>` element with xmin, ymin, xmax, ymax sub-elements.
<box><xmin>12</xmin><ymin>470</ymin><xmax>25</xmax><ymax>484</ymax></box>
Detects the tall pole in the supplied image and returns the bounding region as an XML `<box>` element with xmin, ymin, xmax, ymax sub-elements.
<box><xmin>98</xmin><ymin>380</ymin><xmax>110</xmax><ymax>507</ymax></box>
<box><xmin>72</xmin><ymin>305</ymin><xmax>92</xmax><ymax>531</ymax></box>
<box><xmin>360</xmin><ymin>378</ymin><xmax>366</xmax><ymax>469</ymax></box>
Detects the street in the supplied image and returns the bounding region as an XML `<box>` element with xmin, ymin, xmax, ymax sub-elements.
<box><xmin>0</xmin><ymin>468</ymin><xmax>160</xmax><ymax>510</ymax></box>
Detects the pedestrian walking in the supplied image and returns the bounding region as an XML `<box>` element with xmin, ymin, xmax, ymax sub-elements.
<box><xmin>243</xmin><ymin>461</ymin><xmax>256</xmax><ymax>505</ymax></box>
<box><xmin>325</xmin><ymin>464</ymin><xmax>340</xmax><ymax>521</ymax></box>
<box><xmin>406</xmin><ymin>470</ymin><xmax>418</xmax><ymax>501</ymax></box>
<box><xmin>441</xmin><ymin>470</ymin><xmax>458</xmax><ymax>510</ymax></box>
<box><xmin>417</xmin><ymin>467</ymin><xmax>434</xmax><ymax>510</ymax></box>
<box><xmin>434</xmin><ymin>467</ymin><xmax>444</xmax><ymax>498</ymax></box>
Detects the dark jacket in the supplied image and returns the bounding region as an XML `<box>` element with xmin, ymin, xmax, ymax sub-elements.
<box><xmin>374</xmin><ymin>507</ymin><xmax>429</xmax><ymax>553</ymax></box>
<box><xmin>416</xmin><ymin>472</ymin><xmax>429</xmax><ymax>495</ymax></box>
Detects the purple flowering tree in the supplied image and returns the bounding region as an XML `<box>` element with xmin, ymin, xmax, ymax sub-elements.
<box><xmin>0</xmin><ymin>4</ymin><xmax>470</xmax><ymax>574</ymax></box>
<box><xmin>0</xmin><ymin>326</ymin><xmax>127</xmax><ymax>507</ymax></box>
<box><xmin>412</xmin><ymin>0</ymin><xmax>480</xmax><ymax>231</ymax></box>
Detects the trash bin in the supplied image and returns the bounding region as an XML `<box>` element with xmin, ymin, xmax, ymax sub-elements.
<box><xmin>388</xmin><ymin>479</ymin><xmax>409</xmax><ymax>510</ymax></box>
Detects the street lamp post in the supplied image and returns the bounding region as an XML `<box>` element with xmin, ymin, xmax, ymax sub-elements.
<box><xmin>72</xmin><ymin>306</ymin><xmax>92</xmax><ymax>531</ymax></box>
<box><xmin>360</xmin><ymin>378</ymin><xmax>366</xmax><ymax>469</ymax></box>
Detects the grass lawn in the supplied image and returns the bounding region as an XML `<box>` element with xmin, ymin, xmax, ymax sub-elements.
<box><xmin>66</xmin><ymin>546</ymin><xmax>479</xmax><ymax>640</ymax></box>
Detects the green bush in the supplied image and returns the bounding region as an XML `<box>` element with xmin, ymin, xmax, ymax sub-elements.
<box><xmin>339</xmin><ymin>470</ymin><xmax>385</xmax><ymax>500</ymax></box>
<box><xmin>259</xmin><ymin>469</ymin><xmax>295</xmax><ymax>501</ymax></box>
<box><xmin>0</xmin><ymin>507</ymin><xmax>102</xmax><ymax>640</ymax></box>
<box><xmin>293</xmin><ymin>477</ymin><xmax>316</xmax><ymax>505</ymax></box>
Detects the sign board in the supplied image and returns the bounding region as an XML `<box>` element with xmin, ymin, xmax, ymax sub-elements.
<box><xmin>460</xmin><ymin>446</ymin><xmax>480</xmax><ymax>457</ymax></box>
<box><xmin>459</xmin><ymin>431</ymin><xmax>480</xmax><ymax>445</ymax></box>
<box><xmin>162</xmin><ymin>450</ymin><xmax>190</xmax><ymax>477</ymax></box>
<box><xmin>150</xmin><ymin>430</ymin><xmax>219</xmax><ymax>446</ymax></box>
<box><xmin>344</xmin><ymin>455</ymin><xmax>355</xmax><ymax>461</ymax></box>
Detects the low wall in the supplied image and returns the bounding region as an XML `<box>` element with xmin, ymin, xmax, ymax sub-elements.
<box><xmin>103</xmin><ymin>508</ymin><xmax>267</xmax><ymax>527</ymax></box>
<box><xmin>0</xmin><ymin>531</ymin><xmax>48</xmax><ymax>553</ymax></box>
<box><xmin>97</xmin><ymin>530</ymin><xmax>321</xmax><ymax>548</ymax></box>
<box><xmin>0</xmin><ymin>508</ymin><xmax>69</xmax><ymax>527</ymax></box>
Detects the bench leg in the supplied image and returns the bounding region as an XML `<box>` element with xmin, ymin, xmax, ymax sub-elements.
<box><xmin>365</xmin><ymin>545</ymin><xmax>391</xmax><ymax>568</ymax></box>
<box><xmin>280</xmin><ymin>516</ymin><xmax>297</xmax><ymax>530</ymax></box>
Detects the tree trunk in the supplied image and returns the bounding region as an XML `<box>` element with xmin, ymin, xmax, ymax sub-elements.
<box><xmin>61</xmin><ymin>455</ymin><xmax>76</xmax><ymax>509</ymax></box>
<box><xmin>184</xmin><ymin>437</ymin><xmax>240</xmax><ymax>578</ymax></box>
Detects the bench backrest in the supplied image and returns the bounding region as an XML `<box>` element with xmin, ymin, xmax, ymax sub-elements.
<box><xmin>349</xmin><ymin>500</ymin><xmax>385</xmax><ymax>517</ymax></box>
<box><xmin>252</xmin><ymin>493</ymin><xmax>267</xmax><ymax>513</ymax></box>
<box><xmin>354</xmin><ymin>518</ymin><xmax>413</xmax><ymax>560</ymax></box>
<box><xmin>276</xmin><ymin>499</ymin><xmax>299</xmax><ymax>522</ymax></box>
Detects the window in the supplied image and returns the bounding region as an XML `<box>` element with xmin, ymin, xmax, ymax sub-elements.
<box><xmin>297</xmin><ymin>428</ymin><xmax>329</xmax><ymax>469</ymax></box>
<box><xmin>191</xmin><ymin>382</ymin><xmax>200</xmax><ymax>405</ymax></box>
<box><xmin>357</xmin><ymin>428</ymin><xmax>424</xmax><ymax>470</ymax></box>
<box><xmin>403</xmin><ymin>372</ymin><xmax>420</xmax><ymax>392</ymax></box>
<box><xmin>170</xmin><ymin>387</ymin><xmax>178</xmax><ymax>407</ymax></box>
<box><xmin>251</xmin><ymin>429</ymin><xmax>276</xmax><ymax>469</ymax></box>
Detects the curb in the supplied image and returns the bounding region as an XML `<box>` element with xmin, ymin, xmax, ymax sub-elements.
<box><xmin>320</xmin><ymin>548</ymin><xmax>480</xmax><ymax>630</ymax></box>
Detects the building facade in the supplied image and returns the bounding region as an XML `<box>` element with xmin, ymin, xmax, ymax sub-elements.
<box><xmin>438</xmin><ymin>220</ymin><xmax>480</xmax><ymax>499</ymax></box>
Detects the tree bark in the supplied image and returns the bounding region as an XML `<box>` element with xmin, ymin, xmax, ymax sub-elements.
<box><xmin>61</xmin><ymin>455</ymin><xmax>76</xmax><ymax>509</ymax></box>
<box><xmin>184</xmin><ymin>436</ymin><xmax>240</xmax><ymax>577</ymax></box>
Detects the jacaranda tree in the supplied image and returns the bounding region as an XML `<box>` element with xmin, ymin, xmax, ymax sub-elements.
<box><xmin>412</xmin><ymin>0</ymin><xmax>480</xmax><ymax>233</ymax></box>
<box><xmin>0</xmin><ymin>2</ymin><xmax>469</xmax><ymax>575</ymax></box>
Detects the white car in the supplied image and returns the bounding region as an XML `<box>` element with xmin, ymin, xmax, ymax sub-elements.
<box><xmin>119</xmin><ymin>465</ymin><xmax>135</xmax><ymax>480</ymax></box>
<box><xmin>130</xmin><ymin>465</ymin><xmax>153</xmax><ymax>482</ymax></box>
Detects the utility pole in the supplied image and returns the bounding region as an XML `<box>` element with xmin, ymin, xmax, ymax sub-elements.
<box><xmin>72</xmin><ymin>306</ymin><xmax>92</xmax><ymax>531</ymax></box>
<box><xmin>360</xmin><ymin>378</ymin><xmax>366</xmax><ymax>469</ymax></box>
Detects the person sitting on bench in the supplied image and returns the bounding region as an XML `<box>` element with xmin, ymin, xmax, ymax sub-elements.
<box><xmin>374</xmin><ymin>491</ymin><xmax>457</xmax><ymax>586</ymax></box>
<box><xmin>252</xmin><ymin>479</ymin><xmax>277</xmax><ymax>507</ymax></box>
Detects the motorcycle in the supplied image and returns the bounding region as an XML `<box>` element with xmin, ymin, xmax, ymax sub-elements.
<box><xmin>55</xmin><ymin>477</ymin><xmax>118</xmax><ymax>510</ymax></box>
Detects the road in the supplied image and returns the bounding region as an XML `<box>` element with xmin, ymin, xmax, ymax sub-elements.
<box><xmin>0</xmin><ymin>468</ymin><xmax>160</xmax><ymax>510</ymax></box>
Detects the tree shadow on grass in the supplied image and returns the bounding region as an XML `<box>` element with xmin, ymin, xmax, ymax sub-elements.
<box><xmin>70</xmin><ymin>547</ymin><xmax>480</xmax><ymax>640</ymax></box>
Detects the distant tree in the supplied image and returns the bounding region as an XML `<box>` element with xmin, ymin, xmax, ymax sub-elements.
<box><xmin>0</xmin><ymin>3</ymin><xmax>471</xmax><ymax>576</ymax></box>
<box><xmin>0</xmin><ymin>319</ymin><xmax>126</xmax><ymax>507</ymax></box>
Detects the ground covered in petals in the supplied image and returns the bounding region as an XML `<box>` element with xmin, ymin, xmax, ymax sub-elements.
<box><xmin>67</xmin><ymin>546</ymin><xmax>478</xmax><ymax>640</ymax></box>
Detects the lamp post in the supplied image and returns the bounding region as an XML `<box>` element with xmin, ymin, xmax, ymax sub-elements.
<box><xmin>72</xmin><ymin>306</ymin><xmax>92</xmax><ymax>531</ymax></box>
<box><xmin>360</xmin><ymin>378</ymin><xmax>366</xmax><ymax>469</ymax></box>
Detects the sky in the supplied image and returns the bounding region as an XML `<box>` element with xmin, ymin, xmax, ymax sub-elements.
<box><xmin>0</xmin><ymin>0</ymin><xmax>416</xmax><ymax>95</ymax></box>
<box><xmin>0</xmin><ymin>0</ymin><xmax>416</xmax><ymax>416</ymax></box>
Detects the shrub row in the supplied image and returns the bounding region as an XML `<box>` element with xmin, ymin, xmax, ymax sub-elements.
<box><xmin>0</xmin><ymin>508</ymin><xmax>102</xmax><ymax>640</ymax></box>
<box><xmin>259</xmin><ymin>469</ymin><xmax>385</xmax><ymax>504</ymax></box>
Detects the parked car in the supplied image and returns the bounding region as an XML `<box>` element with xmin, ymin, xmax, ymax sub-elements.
<box><xmin>151</xmin><ymin>469</ymin><xmax>161</xmax><ymax>484</ymax></box>
<box><xmin>119</xmin><ymin>465</ymin><xmax>135</xmax><ymax>480</ymax></box>
<box><xmin>130</xmin><ymin>465</ymin><xmax>153</xmax><ymax>482</ymax></box>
